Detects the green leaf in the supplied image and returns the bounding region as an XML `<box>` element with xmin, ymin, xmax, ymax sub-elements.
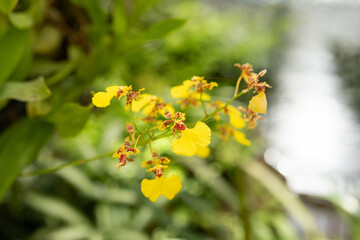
<box><xmin>112</xmin><ymin>0</ymin><xmax>127</xmax><ymax>40</ymax></box>
<box><xmin>0</xmin><ymin>118</ymin><xmax>53</xmax><ymax>199</ymax></box>
<box><xmin>9</xmin><ymin>12</ymin><xmax>34</xmax><ymax>29</ymax></box>
<box><xmin>182</xmin><ymin>157</ymin><xmax>239</xmax><ymax>212</ymax></box>
<box><xmin>241</xmin><ymin>161</ymin><xmax>323</xmax><ymax>238</ymax></box>
<box><xmin>0</xmin><ymin>0</ymin><xmax>18</xmax><ymax>14</ymax></box>
<box><xmin>56</xmin><ymin>167</ymin><xmax>138</xmax><ymax>205</ymax></box>
<box><xmin>0</xmin><ymin>76</ymin><xmax>51</xmax><ymax>102</ymax></box>
<box><xmin>47</xmin><ymin>103</ymin><xmax>91</xmax><ymax>138</ymax></box>
<box><xmin>139</xmin><ymin>18</ymin><xmax>186</xmax><ymax>41</ymax></box>
<box><xmin>25</xmin><ymin>192</ymin><xmax>89</xmax><ymax>224</ymax></box>
<box><xmin>0</xmin><ymin>27</ymin><xmax>30</xmax><ymax>86</ymax></box>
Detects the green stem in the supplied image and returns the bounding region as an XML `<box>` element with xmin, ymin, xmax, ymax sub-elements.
<box><xmin>233</xmin><ymin>75</ymin><xmax>243</xmax><ymax>97</ymax></box>
<box><xmin>200</xmin><ymin>91</ymin><xmax>208</xmax><ymax>117</ymax></box>
<box><xmin>21</xmin><ymin>152</ymin><xmax>113</xmax><ymax>177</ymax></box>
<box><xmin>129</xmin><ymin>101</ymin><xmax>140</xmax><ymax>133</ymax></box>
<box><xmin>200</xmin><ymin>88</ymin><xmax>250</xmax><ymax>123</ymax></box>
<box><xmin>147</xmin><ymin>131</ymin><xmax>153</xmax><ymax>153</ymax></box>
<box><xmin>20</xmin><ymin>130</ymin><xmax>173</xmax><ymax>177</ymax></box>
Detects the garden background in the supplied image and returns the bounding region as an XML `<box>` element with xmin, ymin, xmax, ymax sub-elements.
<box><xmin>1</xmin><ymin>0</ymin><xmax>360</xmax><ymax>239</ymax></box>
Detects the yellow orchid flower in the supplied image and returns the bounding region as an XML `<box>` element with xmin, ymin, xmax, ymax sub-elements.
<box><xmin>233</xmin><ymin>130</ymin><xmax>251</xmax><ymax>146</ymax></box>
<box><xmin>170</xmin><ymin>80</ymin><xmax>194</xmax><ymax>98</ymax></box>
<box><xmin>248</xmin><ymin>91</ymin><xmax>267</xmax><ymax>114</ymax></box>
<box><xmin>131</xmin><ymin>94</ymin><xmax>154</xmax><ymax>112</ymax></box>
<box><xmin>131</xmin><ymin>94</ymin><xmax>175</xmax><ymax>117</ymax></box>
<box><xmin>196</xmin><ymin>145</ymin><xmax>210</xmax><ymax>158</ymax></box>
<box><xmin>92</xmin><ymin>85</ymin><xmax>132</xmax><ymax>108</ymax></box>
<box><xmin>171</xmin><ymin>121</ymin><xmax>211</xmax><ymax>156</ymax></box>
<box><xmin>226</xmin><ymin>105</ymin><xmax>246</xmax><ymax>129</ymax></box>
<box><xmin>141</xmin><ymin>175</ymin><xmax>182</xmax><ymax>202</ymax></box>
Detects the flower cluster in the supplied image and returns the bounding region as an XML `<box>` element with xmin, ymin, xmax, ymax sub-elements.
<box><xmin>112</xmin><ymin>137</ymin><xmax>139</xmax><ymax>171</ymax></box>
<box><xmin>171</xmin><ymin>76</ymin><xmax>218</xmax><ymax>108</ymax></box>
<box><xmin>91</xmin><ymin>63</ymin><xmax>270</xmax><ymax>202</ymax></box>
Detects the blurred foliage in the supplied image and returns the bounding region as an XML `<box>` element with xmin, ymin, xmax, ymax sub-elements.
<box><xmin>0</xmin><ymin>0</ymin><xmax>328</xmax><ymax>239</ymax></box>
<box><xmin>332</xmin><ymin>44</ymin><xmax>360</xmax><ymax>121</ymax></box>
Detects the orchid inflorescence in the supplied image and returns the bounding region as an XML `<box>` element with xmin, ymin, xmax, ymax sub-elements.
<box><xmin>92</xmin><ymin>63</ymin><xmax>271</xmax><ymax>202</ymax></box>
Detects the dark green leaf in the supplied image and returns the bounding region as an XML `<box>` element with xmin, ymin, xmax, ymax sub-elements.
<box><xmin>139</xmin><ymin>18</ymin><xmax>186</xmax><ymax>41</ymax></box>
<box><xmin>0</xmin><ymin>118</ymin><xmax>53</xmax><ymax>199</ymax></box>
<box><xmin>0</xmin><ymin>27</ymin><xmax>30</xmax><ymax>87</ymax></box>
<box><xmin>0</xmin><ymin>76</ymin><xmax>51</xmax><ymax>102</ymax></box>
<box><xmin>47</xmin><ymin>103</ymin><xmax>91</xmax><ymax>138</ymax></box>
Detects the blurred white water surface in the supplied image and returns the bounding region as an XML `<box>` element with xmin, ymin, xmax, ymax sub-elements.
<box><xmin>263</xmin><ymin>1</ymin><xmax>360</xmax><ymax>199</ymax></box>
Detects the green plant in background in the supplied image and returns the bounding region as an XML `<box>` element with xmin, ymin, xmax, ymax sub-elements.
<box><xmin>0</xmin><ymin>0</ymin><xmax>327</xmax><ymax>239</ymax></box>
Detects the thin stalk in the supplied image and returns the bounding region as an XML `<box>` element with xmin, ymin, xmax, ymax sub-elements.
<box><xmin>233</xmin><ymin>75</ymin><xmax>243</xmax><ymax>97</ymax></box>
<box><xmin>134</xmin><ymin>133</ymin><xmax>141</xmax><ymax>148</ymax></box>
<box><xmin>20</xmin><ymin>130</ymin><xmax>173</xmax><ymax>177</ymax></box>
<box><xmin>147</xmin><ymin>131</ymin><xmax>153</xmax><ymax>153</ymax></box>
<box><xmin>21</xmin><ymin>152</ymin><xmax>113</xmax><ymax>177</ymax></box>
<box><xmin>200</xmin><ymin>88</ymin><xmax>251</xmax><ymax>123</ymax></box>
<box><xmin>200</xmin><ymin>90</ymin><xmax>208</xmax><ymax>117</ymax></box>
<box><xmin>129</xmin><ymin>101</ymin><xmax>140</xmax><ymax>133</ymax></box>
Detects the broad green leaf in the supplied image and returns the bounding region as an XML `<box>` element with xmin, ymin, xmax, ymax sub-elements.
<box><xmin>139</xmin><ymin>18</ymin><xmax>186</xmax><ymax>41</ymax></box>
<box><xmin>47</xmin><ymin>103</ymin><xmax>91</xmax><ymax>138</ymax></box>
<box><xmin>8</xmin><ymin>31</ymin><xmax>33</xmax><ymax>81</ymax></box>
<box><xmin>241</xmin><ymin>161</ymin><xmax>323</xmax><ymax>239</ymax></box>
<box><xmin>47</xmin><ymin>225</ymin><xmax>94</xmax><ymax>240</ymax></box>
<box><xmin>0</xmin><ymin>0</ymin><xmax>18</xmax><ymax>14</ymax></box>
<box><xmin>9</xmin><ymin>12</ymin><xmax>34</xmax><ymax>29</ymax></box>
<box><xmin>0</xmin><ymin>118</ymin><xmax>53</xmax><ymax>199</ymax></box>
<box><xmin>0</xmin><ymin>15</ymin><xmax>8</xmax><ymax>37</ymax></box>
<box><xmin>0</xmin><ymin>76</ymin><xmax>51</xmax><ymax>102</ymax></box>
<box><xmin>25</xmin><ymin>192</ymin><xmax>89</xmax><ymax>224</ymax></box>
<box><xmin>0</xmin><ymin>27</ymin><xmax>29</xmax><ymax>86</ymax></box>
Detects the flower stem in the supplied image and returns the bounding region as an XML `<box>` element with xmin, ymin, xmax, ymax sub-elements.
<box><xmin>233</xmin><ymin>75</ymin><xmax>243</xmax><ymax>97</ymax></box>
<box><xmin>147</xmin><ymin>131</ymin><xmax>153</xmax><ymax>153</ymax></box>
<box><xmin>200</xmin><ymin>88</ymin><xmax>251</xmax><ymax>123</ymax></box>
<box><xmin>200</xmin><ymin>91</ymin><xmax>208</xmax><ymax>117</ymax></box>
<box><xmin>129</xmin><ymin>101</ymin><xmax>140</xmax><ymax>133</ymax></box>
<box><xmin>20</xmin><ymin>130</ymin><xmax>173</xmax><ymax>177</ymax></box>
<box><xmin>20</xmin><ymin>152</ymin><xmax>113</xmax><ymax>177</ymax></box>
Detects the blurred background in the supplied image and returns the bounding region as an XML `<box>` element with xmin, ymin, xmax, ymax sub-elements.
<box><xmin>0</xmin><ymin>0</ymin><xmax>359</xmax><ymax>239</ymax></box>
